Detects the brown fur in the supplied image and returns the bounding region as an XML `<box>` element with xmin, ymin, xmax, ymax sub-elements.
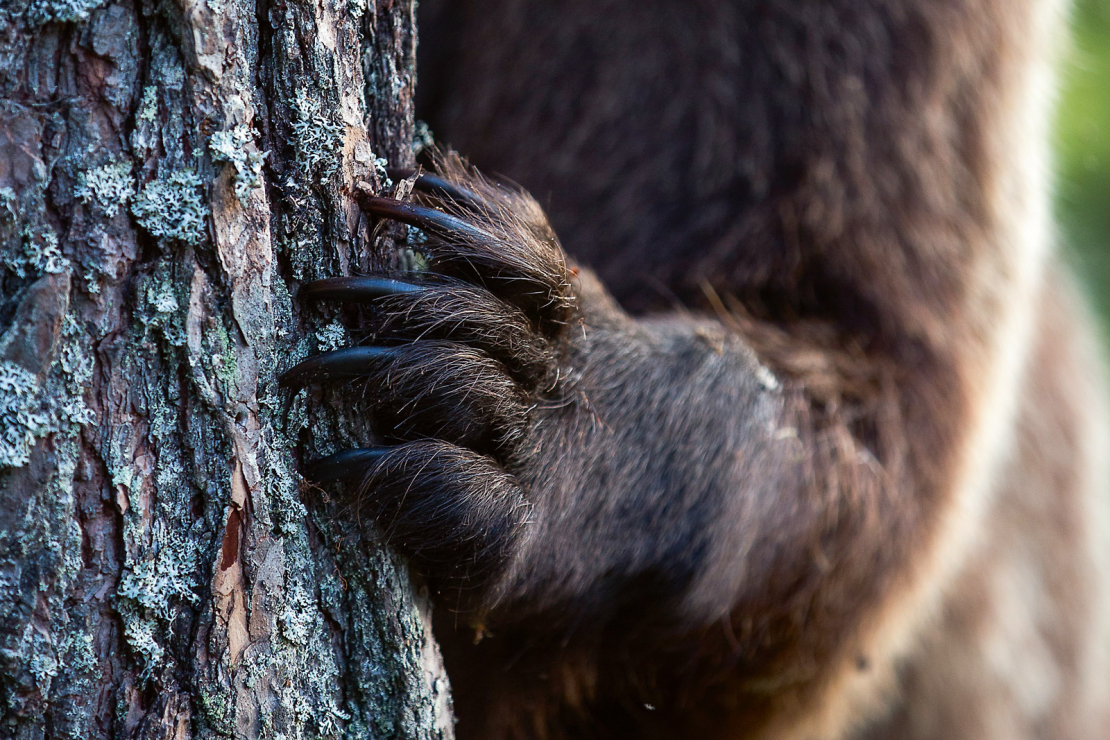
<box><xmin>296</xmin><ymin>0</ymin><xmax>1110</xmax><ymax>737</ymax></box>
<box><xmin>859</xmin><ymin>270</ymin><xmax>1110</xmax><ymax>739</ymax></box>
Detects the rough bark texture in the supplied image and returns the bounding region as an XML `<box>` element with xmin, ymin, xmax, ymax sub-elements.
<box><xmin>0</xmin><ymin>0</ymin><xmax>454</xmax><ymax>737</ymax></box>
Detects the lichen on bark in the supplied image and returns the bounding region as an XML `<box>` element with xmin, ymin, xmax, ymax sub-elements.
<box><xmin>0</xmin><ymin>0</ymin><xmax>452</xmax><ymax>737</ymax></box>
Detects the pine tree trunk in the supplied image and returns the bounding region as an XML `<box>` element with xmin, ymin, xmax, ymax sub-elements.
<box><xmin>0</xmin><ymin>0</ymin><xmax>454</xmax><ymax>737</ymax></box>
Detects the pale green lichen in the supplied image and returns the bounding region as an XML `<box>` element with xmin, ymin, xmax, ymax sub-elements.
<box><xmin>75</xmin><ymin>157</ymin><xmax>134</xmax><ymax>217</ymax></box>
<box><xmin>5</xmin><ymin>227</ymin><xmax>69</xmax><ymax>278</ymax></box>
<box><xmin>0</xmin><ymin>187</ymin><xmax>17</xmax><ymax>222</ymax></box>
<box><xmin>255</xmin><ymin>551</ymin><xmax>348</xmax><ymax>739</ymax></box>
<box><xmin>131</xmin><ymin>169</ymin><xmax>209</xmax><ymax>246</ymax></box>
<box><xmin>105</xmin><ymin>273</ymin><xmax>209</xmax><ymax>682</ymax></box>
<box><xmin>290</xmin><ymin>89</ymin><xmax>344</xmax><ymax>185</ymax></box>
<box><xmin>412</xmin><ymin>120</ymin><xmax>435</xmax><ymax>156</ymax></box>
<box><xmin>22</xmin><ymin>0</ymin><xmax>107</xmax><ymax>25</ymax></box>
<box><xmin>81</xmin><ymin>265</ymin><xmax>101</xmax><ymax>295</ymax></box>
<box><xmin>137</xmin><ymin>86</ymin><xmax>159</xmax><ymax>123</ymax></box>
<box><xmin>53</xmin><ymin>315</ymin><xmax>94</xmax><ymax>430</ymax></box>
<box><xmin>116</xmin><ymin>490</ymin><xmax>202</xmax><ymax>674</ymax></box>
<box><xmin>210</xmin><ymin>124</ymin><xmax>268</xmax><ymax>204</ymax></box>
<box><xmin>204</xmin><ymin>320</ymin><xmax>238</xmax><ymax>393</ymax></box>
<box><xmin>279</xmin><ymin>582</ymin><xmax>316</xmax><ymax>646</ymax></box>
<box><xmin>0</xmin><ymin>360</ymin><xmax>49</xmax><ymax>469</ymax></box>
<box><xmin>373</xmin><ymin>153</ymin><xmax>392</xmax><ymax>188</ymax></box>
<box><xmin>121</xmin><ymin>619</ymin><xmax>164</xmax><ymax>667</ymax></box>
<box><xmin>151</xmin><ymin>285</ymin><xmax>179</xmax><ymax>315</ymax></box>
<box><xmin>266</xmin><ymin>442</ymin><xmax>308</xmax><ymax>536</ymax></box>
<box><xmin>316</xmin><ymin>321</ymin><xmax>347</xmax><ymax>352</ymax></box>
<box><xmin>117</xmin><ymin>542</ymin><xmax>199</xmax><ymax>620</ymax></box>
<box><xmin>36</xmin><ymin>230</ymin><xmax>68</xmax><ymax>274</ymax></box>
<box><xmin>139</xmin><ymin>270</ymin><xmax>187</xmax><ymax>347</ymax></box>
<box><xmin>406</xmin><ymin>224</ymin><xmax>427</xmax><ymax>243</ymax></box>
<box><xmin>2</xmin><ymin>314</ymin><xmax>97</xmax><ymax>736</ymax></box>
<box><xmin>23</xmin><ymin>621</ymin><xmax>59</xmax><ymax>687</ymax></box>
<box><xmin>58</xmin><ymin>630</ymin><xmax>97</xmax><ymax>680</ymax></box>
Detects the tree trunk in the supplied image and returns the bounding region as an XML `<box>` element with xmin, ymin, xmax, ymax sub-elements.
<box><xmin>0</xmin><ymin>0</ymin><xmax>454</xmax><ymax>737</ymax></box>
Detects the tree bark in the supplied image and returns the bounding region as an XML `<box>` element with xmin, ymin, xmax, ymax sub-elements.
<box><xmin>0</xmin><ymin>0</ymin><xmax>454</xmax><ymax>737</ymax></box>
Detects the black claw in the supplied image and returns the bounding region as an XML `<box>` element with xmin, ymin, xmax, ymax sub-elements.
<box><xmin>356</xmin><ymin>194</ymin><xmax>490</xmax><ymax>242</ymax></box>
<box><xmin>301</xmin><ymin>276</ymin><xmax>424</xmax><ymax>303</ymax></box>
<box><xmin>307</xmin><ymin>447</ymin><xmax>390</xmax><ymax>482</ymax></box>
<box><xmin>281</xmin><ymin>346</ymin><xmax>401</xmax><ymax>385</ymax></box>
<box><xmin>388</xmin><ymin>169</ymin><xmax>485</xmax><ymax>210</ymax></box>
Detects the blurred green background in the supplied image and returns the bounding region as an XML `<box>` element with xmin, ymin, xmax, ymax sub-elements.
<box><xmin>1059</xmin><ymin>0</ymin><xmax>1110</xmax><ymax>331</ymax></box>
